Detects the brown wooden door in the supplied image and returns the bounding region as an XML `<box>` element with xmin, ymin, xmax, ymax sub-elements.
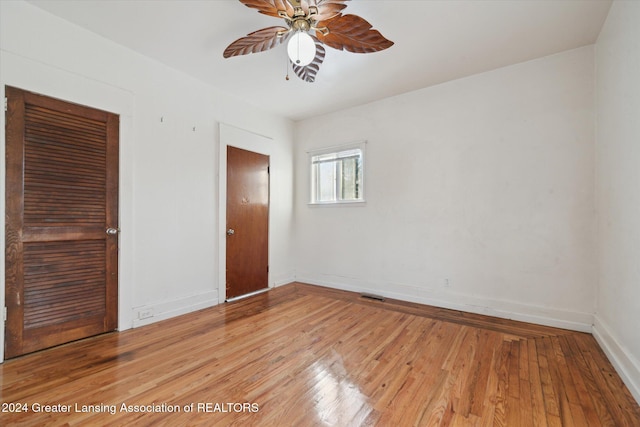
<box><xmin>226</xmin><ymin>146</ymin><xmax>269</xmax><ymax>300</ymax></box>
<box><xmin>4</xmin><ymin>86</ymin><xmax>119</xmax><ymax>358</ymax></box>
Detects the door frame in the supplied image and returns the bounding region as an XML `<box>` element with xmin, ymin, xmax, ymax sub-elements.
<box><xmin>4</xmin><ymin>86</ymin><xmax>120</xmax><ymax>358</ymax></box>
<box><xmin>218</xmin><ymin>123</ymin><xmax>274</xmax><ymax>303</ymax></box>
<box><xmin>1</xmin><ymin>78</ymin><xmax>134</xmax><ymax>363</ymax></box>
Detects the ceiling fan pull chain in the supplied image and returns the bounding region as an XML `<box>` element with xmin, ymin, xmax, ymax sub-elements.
<box><xmin>285</xmin><ymin>50</ymin><xmax>290</xmax><ymax>81</ymax></box>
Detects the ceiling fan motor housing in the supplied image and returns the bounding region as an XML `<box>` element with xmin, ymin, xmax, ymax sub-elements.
<box><xmin>292</xmin><ymin>18</ymin><xmax>311</xmax><ymax>32</ymax></box>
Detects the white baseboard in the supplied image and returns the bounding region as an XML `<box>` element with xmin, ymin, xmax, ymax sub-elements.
<box><xmin>592</xmin><ymin>316</ymin><xmax>640</xmax><ymax>404</ymax></box>
<box><xmin>296</xmin><ymin>274</ymin><xmax>593</xmax><ymax>332</ymax></box>
<box><xmin>271</xmin><ymin>273</ymin><xmax>296</xmax><ymax>288</ymax></box>
<box><xmin>131</xmin><ymin>289</ymin><xmax>219</xmax><ymax>328</ymax></box>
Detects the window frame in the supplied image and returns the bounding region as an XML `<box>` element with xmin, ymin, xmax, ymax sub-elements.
<box><xmin>308</xmin><ymin>141</ymin><xmax>366</xmax><ymax>206</ymax></box>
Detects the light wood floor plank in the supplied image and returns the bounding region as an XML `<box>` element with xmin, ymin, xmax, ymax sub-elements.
<box><xmin>1</xmin><ymin>282</ymin><xmax>638</xmax><ymax>426</ymax></box>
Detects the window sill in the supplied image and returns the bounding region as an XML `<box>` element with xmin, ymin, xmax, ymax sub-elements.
<box><xmin>308</xmin><ymin>200</ymin><xmax>366</xmax><ymax>207</ymax></box>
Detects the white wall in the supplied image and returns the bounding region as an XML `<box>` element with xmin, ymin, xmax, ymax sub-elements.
<box><xmin>594</xmin><ymin>0</ymin><xmax>640</xmax><ymax>403</ymax></box>
<box><xmin>295</xmin><ymin>46</ymin><xmax>596</xmax><ymax>331</ymax></box>
<box><xmin>0</xmin><ymin>1</ymin><xmax>295</xmax><ymax>361</ymax></box>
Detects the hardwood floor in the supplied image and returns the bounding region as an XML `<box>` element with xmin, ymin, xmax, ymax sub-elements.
<box><xmin>1</xmin><ymin>282</ymin><xmax>639</xmax><ymax>426</ymax></box>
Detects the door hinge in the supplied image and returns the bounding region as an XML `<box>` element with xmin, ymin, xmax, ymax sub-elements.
<box><xmin>267</xmin><ymin>166</ymin><xmax>270</xmax><ymax>174</ymax></box>
<box><xmin>3</xmin><ymin>306</ymin><xmax>6</xmax><ymax>322</ymax></box>
<box><xmin>4</xmin><ymin>97</ymin><xmax>7</xmax><ymax>112</ymax></box>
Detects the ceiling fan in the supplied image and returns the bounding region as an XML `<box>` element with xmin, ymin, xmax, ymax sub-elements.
<box><xmin>223</xmin><ymin>0</ymin><xmax>394</xmax><ymax>83</ymax></box>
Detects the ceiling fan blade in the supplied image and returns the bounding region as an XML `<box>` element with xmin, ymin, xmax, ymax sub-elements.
<box><xmin>292</xmin><ymin>37</ymin><xmax>326</xmax><ymax>82</ymax></box>
<box><xmin>239</xmin><ymin>0</ymin><xmax>294</xmax><ymax>18</ymax></box>
<box><xmin>309</xmin><ymin>0</ymin><xmax>348</xmax><ymax>21</ymax></box>
<box><xmin>223</xmin><ymin>26</ymin><xmax>291</xmax><ymax>58</ymax></box>
<box><xmin>316</xmin><ymin>14</ymin><xmax>393</xmax><ymax>53</ymax></box>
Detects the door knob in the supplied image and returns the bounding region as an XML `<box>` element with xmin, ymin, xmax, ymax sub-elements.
<box><xmin>106</xmin><ymin>228</ymin><xmax>120</xmax><ymax>235</ymax></box>
<box><xmin>227</xmin><ymin>229</ymin><xmax>235</xmax><ymax>236</ymax></box>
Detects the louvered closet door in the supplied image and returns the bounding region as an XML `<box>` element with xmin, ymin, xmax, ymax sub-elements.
<box><xmin>5</xmin><ymin>86</ymin><xmax>119</xmax><ymax>358</ymax></box>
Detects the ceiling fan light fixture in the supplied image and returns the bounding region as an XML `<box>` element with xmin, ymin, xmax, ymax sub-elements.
<box><xmin>225</xmin><ymin>0</ymin><xmax>393</xmax><ymax>82</ymax></box>
<box><xmin>287</xmin><ymin>31</ymin><xmax>315</xmax><ymax>66</ymax></box>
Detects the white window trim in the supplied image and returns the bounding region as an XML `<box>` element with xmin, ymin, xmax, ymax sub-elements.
<box><xmin>308</xmin><ymin>140</ymin><xmax>366</xmax><ymax>206</ymax></box>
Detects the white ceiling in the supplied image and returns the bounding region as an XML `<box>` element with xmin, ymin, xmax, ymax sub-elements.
<box><xmin>27</xmin><ymin>0</ymin><xmax>612</xmax><ymax>121</ymax></box>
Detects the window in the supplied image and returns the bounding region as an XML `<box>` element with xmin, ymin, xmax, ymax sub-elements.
<box><xmin>309</xmin><ymin>142</ymin><xmax>365</xmax><ymax>205</ymax></box>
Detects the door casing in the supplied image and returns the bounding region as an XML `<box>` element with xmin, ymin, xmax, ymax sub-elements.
<box><xmin>218</xmin><ymin>124</ymin><xmax>274</xmax><ymax>302</ymax></box>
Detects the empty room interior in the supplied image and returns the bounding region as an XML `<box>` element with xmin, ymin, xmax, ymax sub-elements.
<box><xmin>1</xmin><ymin>0</ymin><xmax>639</xmax><ymax>425</ymax></box>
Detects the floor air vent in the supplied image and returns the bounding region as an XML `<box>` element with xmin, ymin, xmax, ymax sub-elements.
<box><xmin>360</xmin><ymin>293</ymin><xmax>385</xmax><ymax>302</ymax></box>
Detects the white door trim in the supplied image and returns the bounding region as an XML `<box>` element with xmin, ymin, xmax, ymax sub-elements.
<box><xmin>218</xmin><ymin>123</ymin><xmax>273</xmax><ymax>303</ymax></box>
